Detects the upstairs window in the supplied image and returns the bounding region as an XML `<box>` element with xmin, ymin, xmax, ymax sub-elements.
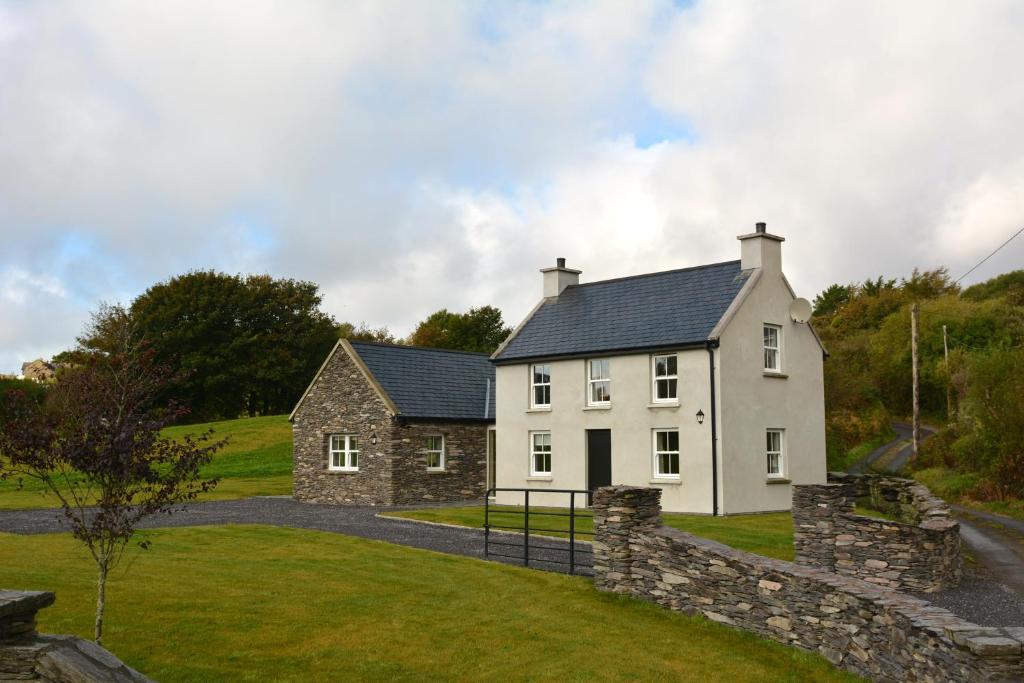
<box><xmin>329</xmin><ymin>434</ymin><xmax>359</xmax><ymax>471</ymax></box>
<box><xmin>531</xmin><ymin>431</ymin><xmax>552</xmax><ymax>475</ymax></box>
<box><xmin>653</xmin><ymin>429</ymin><xmax>680</xmax><ymax>478</ymax></box>
<box><xmin>763</xmin><ymin>324</ymin><xmax>781</xmax><ymax>372</ymax></box>
<box><xmin>531</xmin><ymin>364</ymin><xmax>551</xmax><ymax>408</ymax></box>
<box><xmin>426</xmin><ymin>435</ymin><xmax>445</xmax><ymax>471</ymax></box>
<box><xmin>766</xmin><ymin>429</ymin><xmax>784</xmax><ymax>478</ymax></box>
<box><xmin>652</xmin><ymin>354</ymin><xmax>678</xmax><ymax>402</ymax></box>
<box><xmin>587</xmin><ymin>359</ymin><xmax>611</xmax><ymax>405</ymax></box>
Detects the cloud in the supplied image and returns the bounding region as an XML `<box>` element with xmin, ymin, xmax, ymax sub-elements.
<box><xmin>1</xmin><ymin>1</ymin><xmax>1024</xmax><ymax>373</ymax></box>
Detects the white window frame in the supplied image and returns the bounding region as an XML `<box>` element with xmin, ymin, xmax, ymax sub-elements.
<box><xmin>763</xmin><ymin>324</ymin><xmax>782</xmax><ymax>372</ymax></box>
<box><xmin>653</xmin><ymin>429</ymin><xmax>680</xmax><ymax>479</ymax></box>
<box><xmin>530</xmin><ymin>431</ymin><xmax>552</xmax><ymax>476</ymax></box>
<box><xmin>425</xmin><ymin>434</ymin><xmax>445</xmax><ymax>471</ymax></box>
<box><xmin>651</xmin><ymin>353</ymin><xmax>678</xmax><ymax>403</ymax></box>
<box><xmin>531</xmin><ymin>363</ymin><xmax>551</xmax><ymax>408</ymax></box>
<box><xmin>766</xmin><ymin>429</ymin><xmax>785</xmax><ymax>479</ymax></box>
<box><xmin>328</xmin><ymin>434</ymin><xmax>359</xmax><ymax>471</ymax></box>
<box><xmin>587</xmin><ymin>359</ymin><xmax>611</xmax><ymax>406</ymax></box>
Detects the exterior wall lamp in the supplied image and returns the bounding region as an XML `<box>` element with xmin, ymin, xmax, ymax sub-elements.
<box><xmin>370</xmin><ymin>432</ymin><xmax>378</xmax><ymax>446</ymax></box>
<box><xmin>696</xmin><ymin>410</ymin><xmax>705</xmax><ymax>425</ymax></box>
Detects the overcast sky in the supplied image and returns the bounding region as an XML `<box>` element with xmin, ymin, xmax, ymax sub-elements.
<box><xmin>2</xmin><ymin>1</ymin><xmax>1023</xmax><ymax>374</ymax></box>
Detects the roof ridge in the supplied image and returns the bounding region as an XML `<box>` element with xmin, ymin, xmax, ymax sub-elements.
<box><xmin>565</xmin><ymin>259</ymin><xmax>741</xmax><ymax>290</ymax></box>
<box><xmin>348</xmin><ymin>340</ymin><xmax>493</xmax><ymax>357</ymax></box>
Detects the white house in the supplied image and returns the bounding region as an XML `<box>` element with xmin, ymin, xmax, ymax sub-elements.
<box><xmin>489</xmin><ymin>223</ymin><xmax>827</xmax><ymax>514</ymax></box>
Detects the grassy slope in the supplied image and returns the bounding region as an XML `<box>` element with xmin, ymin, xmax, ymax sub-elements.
<box><xmin>384</xmin><ymin>506</ymin><xmax>795</xmax><ymax>561</ymax></box>
<box><xmin>0</xmin><ymin>415</ymin><xmax>292</xmax><ymax>510</ymax></box>
<box><xmin>913</xmin><ymin>466</ymin><xmax>1024</xmax><ymax>521</ymax></box>
<box><xmin>0</xmin><ymin>526</ymin><xmax>857</xmax><ymax>682</ymax></box>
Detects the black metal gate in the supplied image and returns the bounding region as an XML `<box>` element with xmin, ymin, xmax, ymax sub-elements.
<box><xmin>484</xmin><ymin>488</ymin><xmax>593</xmax><ymax>575</ymax></box>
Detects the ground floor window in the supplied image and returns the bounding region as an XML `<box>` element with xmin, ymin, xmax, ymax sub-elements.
<box><xmin>653</xmin><ymin>429</ymin><xmax>680</xmax><ymax>478</ymax></box>
<box><xmin>329</xmin><ymin>434</ymin><xmax>359</xmax><ymax>471</ymax></box>
<box><xmin>531</xmin><ymin>431</ymin><xmax>551</xmax><ymax>475</ymax></box>
<box><xmin>766</xmin><ymin>429</ymin><xmax>784</xmax><ymax>478</ymax></box>
<box><xmin>426</xmin><ymin>435</ymin><xmax>445</xmax><ymax>470</ymax></box>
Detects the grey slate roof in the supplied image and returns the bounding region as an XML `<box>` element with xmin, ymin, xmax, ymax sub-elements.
<box><xmin>493</xmin><ymin>260</ymin><xmax>751</xmax><ymax>363</ymax></box>
<box><xmin>350</xmin><ymin>341</ymin><xmax>496</xmax><ymax>422</ymax></box>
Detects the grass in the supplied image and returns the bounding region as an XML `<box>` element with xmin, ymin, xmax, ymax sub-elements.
<box><xmin>0</xmin><ymin>525</ymin><xmax>858</xmax><ymax>682</ymax></box>
<box><xmin>383</xmin><ymin>506</ymin><xmax>796</xmax><ymax>561</ymax></box>
<box><xmin>0</xmin><ymin>415</ymin><xmax>292</xmax><ymax>510</ymax></box>
<box><xmin>827</xmin><ymin>429</ymin><xmax>897</xmax><ymax>473</ymax></box>
<box><xmin>912</xmin><ymin>466</ymin><xmax>1024</xmax><ymax>521</ymax></box>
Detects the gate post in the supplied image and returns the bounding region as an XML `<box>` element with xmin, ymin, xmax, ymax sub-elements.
<box><xmin>592</xmin><ymin>486</ymin><xmax>661</xmax><ymax>593</ymax></box>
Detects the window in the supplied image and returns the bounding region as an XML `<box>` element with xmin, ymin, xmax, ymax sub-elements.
<box><xmin>531</xmin><ymin>364</ymin><xmax>551</xmax><ymax>408</ymax></box>
<box><xmin>531</xmin><ymin>432</ymin><xmax>552</xmax><ymax>475</ymax></box>
<box><xmin>329</xmin><ymin>434</ymin><xmax>359</xmax><ymax>471</ymax></box>
<box><xmin>652</xmin><ymin>354</ymin><xmax>678</xmax><ymax>402</ymax></box>
<box><xmin>426</xmin><ymin>435</ymin><xmax>445</xmax><ymax>470</ymax></box>
<box><xmin>653</xmin><ymin>429</ymin><xmax>680</xmax><ymax>478</ymax></box>
<box><xmin>766</xmin><ymin>429</ymin><xmax>784</xmax><ymax>478</ymax></box>
<box><xmin>587</xmin><ymin>359</ymin><xmax>611</xmax><ymax>405</ymax></box>
<box><xmin>763</xmin><ymin>324</ymin><xmax>781</xmax><ymax>372</ymax></box>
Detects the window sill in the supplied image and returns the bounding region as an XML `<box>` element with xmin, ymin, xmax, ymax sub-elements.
<box><xmin>526</xmin><ymin>407</ymin><xmax>552</xmax><ymax>413</ymax></box>
<box><xmin>582</xmin><ymin>405</ymin><xmax>611</xmax><ymax>411</ymax></box>
<box><xmin>526</xmin><ymin>475</ymin><xmax>553</xmax><ymax>481</ymax></box>
<box><xmin>647</xmin><ymin>402</ymin><xmax>679</xmax><ymax>409</ymax></box>
<box><xmin>427</xmin><ymin>469</ymin><xmax>447</xmax><ymax>475</ymax></box>
<box><xmin>326</xmin><ymin>469</ymin><xmax>359</xmax><ymax>475</ymax></box>
<box><xmin>766</xmin><ymin>477</ymin><xmax>791</xmax><ymax>485</ymax></box>
<box><xmin>763</xmin><ymin>371</ymin><xmax>789</xmax><ymax>379</ymax></box>
<box><xmin>650</xmin><ymin>478</ymin><xmax>682</xmax><ymax>485</ymax></box>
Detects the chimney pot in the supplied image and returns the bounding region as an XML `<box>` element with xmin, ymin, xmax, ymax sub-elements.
<box><xmin>557</xmin><ymin>257</ymin><xmax>566</xmax><ymax>268</ymax></box>
<box><xmin>755</xmin><ymin>222</ymin><xmax>766</xmax><ymax>234</ymax></box>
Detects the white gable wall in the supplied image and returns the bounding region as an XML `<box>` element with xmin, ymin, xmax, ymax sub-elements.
<box><xmin>716</xmin><ymin>268</ymin><xmax>827</xmax><ymax>514</ymax></box>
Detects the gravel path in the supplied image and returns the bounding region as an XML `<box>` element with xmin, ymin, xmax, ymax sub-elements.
<box><xmin>0</xmin><ymin>497</ymin><xmax>593</xmax><ymax>577</ymax></box>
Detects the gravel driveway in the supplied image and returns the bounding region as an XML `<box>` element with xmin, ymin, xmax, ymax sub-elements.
<box><xmin>0</xmin><ymin>497</ymin><xmax>593</xmax><ymax>577</ymax></box>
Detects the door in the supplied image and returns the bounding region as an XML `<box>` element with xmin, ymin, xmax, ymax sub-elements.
<box><xmin>586</xmin><ymin>429</ymin><xmax>611</xmax><ymax>502</ymax></box>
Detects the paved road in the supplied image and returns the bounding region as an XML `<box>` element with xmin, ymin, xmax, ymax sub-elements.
<box><xmin>0</xmin><ymin>497</ymin><xmax>594</xmax><ymax>577</ymax></box>
<box><xmin>849</xmin><ymin>421</ymin><xmax>937</xmax><ymax>474</ymax></box>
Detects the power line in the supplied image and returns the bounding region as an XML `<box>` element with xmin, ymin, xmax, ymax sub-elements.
<box><xmin>954</xmin><ymin>225</ymin><xmax>1024</xmax><ymax>285</ymax></box>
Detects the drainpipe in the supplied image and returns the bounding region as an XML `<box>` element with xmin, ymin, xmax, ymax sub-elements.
<box><xmin>706</xmin><ymin>341</ymin><xmax>719</xmax><ymax>516</ymax></box>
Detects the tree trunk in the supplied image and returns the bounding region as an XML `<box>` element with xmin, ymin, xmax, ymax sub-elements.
<box><xmin>95</xmin><ymin>560</ymin><xmax>108</xmax><ymax>644</ymax></box>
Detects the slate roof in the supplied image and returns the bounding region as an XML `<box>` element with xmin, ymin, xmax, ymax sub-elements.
<box><xmin>350</xmin><ymin>341</ymin><xmax>496</xmax><ymax>422</ymax></box>
<box><xmin>493</xmin><ymin>260</ymin><xmax>751</xmax><ymax>363</ymax></box>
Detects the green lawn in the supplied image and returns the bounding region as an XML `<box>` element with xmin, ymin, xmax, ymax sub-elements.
<box><xmin>0</xmin><ymin>415</ymin><xmax>292</xmax><ymax>510</ymax></box>
<box><xmin>0</xmin><ymin>525</ymin><xmax>858</xmax><ymax>682</ymax></box>
<box><xmin>383</xmin><ymin>506</ymin><xmax>795</xmax><ymax>561</ymax></box>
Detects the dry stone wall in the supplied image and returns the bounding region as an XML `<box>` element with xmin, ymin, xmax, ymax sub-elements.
<box><xmin>793</xmin><ymin>473</ymin><xmax>961</xmax><ymax>592</ymax></box>
<box><xmin>593</xmin><ymin>486</ymin><xmax>1023</xmax><ymax>683</ymax></box>
<box><xmin>1</xmin><ymin>590</ymin><xmax>151</xmax><ymax>682</ymax></box>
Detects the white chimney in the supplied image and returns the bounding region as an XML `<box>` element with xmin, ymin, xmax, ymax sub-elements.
<box><xmin>541</xmin><ymin>257</ymin><xmax>581</xmax><ymax>298</ymax></box>
<box><xmin>738</xmin><ymin>222</ymin><xmax>784</xmax><ymax>273</ymax></box>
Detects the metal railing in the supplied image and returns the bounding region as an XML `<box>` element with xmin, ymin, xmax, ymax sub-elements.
<box><xmin>484</xmin><ymin>488</ymin><xmax>593</xmax><ymax>575</ymax></box>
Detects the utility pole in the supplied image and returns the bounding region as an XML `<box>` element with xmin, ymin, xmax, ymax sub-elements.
<box><xmin>943</xmin><ymin>324</ymin><xmax>952</xmax><ymax>420</ymax></box>
<box><xmin>912</xmin><ymin>303</ymin><xmax>921</xmax><ymax>459</ymax></box>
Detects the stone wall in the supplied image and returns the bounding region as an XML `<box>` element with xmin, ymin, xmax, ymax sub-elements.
<box><xmin>293</xmin><ymin>344</ymin><xmax>489</xmax><ymax>505</ymax></box>
<box><xmin>593</xmin><ymin>486</ymin><xmax>1024</xmax><ymax>683</ymax></box>
<box><xmin>1</xmin><ymin>590</ymin><xmax>151</xmax><ymax>682</ymax></box>
<box><xmin>793</xmin><ymin>473</ymin><xmax>961</xmax><ymax>592</ymax></box>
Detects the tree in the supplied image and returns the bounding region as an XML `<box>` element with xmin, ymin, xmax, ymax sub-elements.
<box><xmin>408</xmin><ymin>306</ymin><xmax>512</xmax><ymax>353</ymax></box>
<box><xmin>812</xmin><ymin>283</ymin><xmax>852</xmax><ymax>317</ymax></box>
<box><xmin>0</xmin><ymin>310</ymin><xmax>224</xmax><ymax>643</ymax></box>
<box><xmin>338</xmin><ymin>321</ymin><xmax>398</xmax><ymax>344</ymax></box>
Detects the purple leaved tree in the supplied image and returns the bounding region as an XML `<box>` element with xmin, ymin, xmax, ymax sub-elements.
<box><xmin>0</xmin><ymin>307</ymin><xmax>224</xmax><ymax>644</ymax></box>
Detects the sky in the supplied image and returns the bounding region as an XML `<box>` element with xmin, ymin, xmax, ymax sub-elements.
<box><xmin>2</xmin><ymin>1</ymin><xmax>1024</xmax><ymax>375</ymax></box>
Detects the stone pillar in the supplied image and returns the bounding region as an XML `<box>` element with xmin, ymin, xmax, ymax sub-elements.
<box><xmin>592</xmin><ymin>486</ymin><xmax>662</xmax><ymax>593</ymax></box>
<box><xmin>792</xmin><ymin>483</ymin><xmax>853</xmax><ymax>569</ymax></box>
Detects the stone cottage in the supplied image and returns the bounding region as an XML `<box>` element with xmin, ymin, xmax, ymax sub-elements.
<box><xmin>290</xmin><ymin>340</ymin><xmax>495</xmax><ymax>505</ymax></box>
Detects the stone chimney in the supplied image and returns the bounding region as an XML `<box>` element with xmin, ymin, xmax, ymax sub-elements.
<box><xmin>540</xmin><ymin>257</ymin><xmax>581</xmax><ymax>298</ymax></box>
<box><xmin>738</xmin><ymin>221</ymin><xmax>784</xmax><ymax>273</ymax></box>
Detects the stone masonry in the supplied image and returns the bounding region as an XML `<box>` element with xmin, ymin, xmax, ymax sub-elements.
<box><xmin>1</xmin><ymin>590</ymin><xmax>152</xmax><ymax>682</ymax></box>
<box><xmin>593</xmin><ymin>486</ymin><xmax>1023</xmax><ymax>683</ymax></box>
<box><xmin>793</xmin><ymin>473</ymin><xmax>961</xmax><ymax>592</ymax></box>
<box><xmin>292</xmin><ymin>344</ymin><xmax>488</xmax><ymax>505</ymax></box>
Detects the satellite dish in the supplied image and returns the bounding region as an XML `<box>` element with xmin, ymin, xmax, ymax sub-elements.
<box><xmin>789</xmin><ymin>298</ymin><xmax>812</xmax><ymax>324</ymax></box>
